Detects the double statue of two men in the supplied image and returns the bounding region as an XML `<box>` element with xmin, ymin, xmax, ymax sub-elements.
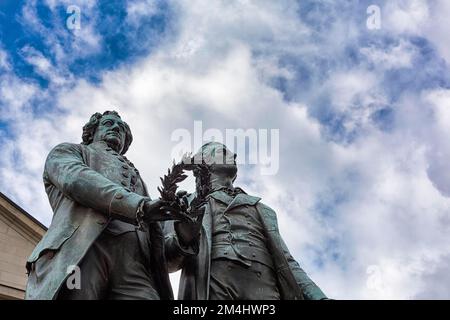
<box><xmin>25</xmin><ymin>110</ymin><xmax>327</xmax><ymax>300</ymax></box>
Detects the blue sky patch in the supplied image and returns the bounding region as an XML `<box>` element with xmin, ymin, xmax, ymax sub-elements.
<box><xmin>0</xmin><ymin>0</ymin><xmax>171</xmax><ymax>85</ymax></box>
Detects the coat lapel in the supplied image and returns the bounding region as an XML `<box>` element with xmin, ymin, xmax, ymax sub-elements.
<box><xmin>226</xmin><ymin>193</ymin><xmax>261</xmax><ymax>212</ymax></box>
<box><xmin>202</xmin><ymin>200</ymin><xmax>213</xmax><ymax>251</ymax></box>
<box><xmin>208</xmin><ymin>191</ymin><xmax>261</xmax><ymax>213</ymax></box>
<box><xmin>200</xmin><ymin>199</ymin><xmax>213</xmax><ymax>300</ymax></box>
<box><xmin>257</xmin><ymin>203</ymin><xmax>278</xmax><ymax>231</ymax></box>
<box><xmin>196</xmin><ymin>190</ymin><xmax>261</xmax><ymax>300</ymax></box>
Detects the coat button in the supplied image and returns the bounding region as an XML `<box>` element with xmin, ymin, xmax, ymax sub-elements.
<box><xmin>115</xmin><ymin>194</ymin><xmax>123</xmax><ymax>199</ymax></box>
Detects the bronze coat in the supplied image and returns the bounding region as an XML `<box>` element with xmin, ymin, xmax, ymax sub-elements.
<box><xmin>165</xmin><ymin>191</ymin><xmax>327</xmax><ymax>300</ymax></box>
<box><xmin>25</xmin><ymin>141</ymin><xmax>173</xmax><ymax>300</ymax></box>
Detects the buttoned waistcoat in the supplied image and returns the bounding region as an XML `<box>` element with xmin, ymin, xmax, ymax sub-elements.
<box><xmin>25</xmin><ymin>141</ymin><xmax>173</xmax><ymax>300</ymax></box>
<box><xmin>165</xmin><ymin>190</ymin><xmax>327</xmax><ymax>300</ymax></box>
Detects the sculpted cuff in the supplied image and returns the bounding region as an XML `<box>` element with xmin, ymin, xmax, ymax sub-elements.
<box><xmin>109</xmin><ymin>189</ymin><xmax>148</xmax><ymax>221</ymax></box>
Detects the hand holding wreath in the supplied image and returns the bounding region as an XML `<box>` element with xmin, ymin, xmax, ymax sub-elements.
<box><xmin>141</xmin><ymin>154</ymin><xmax>194</xmax><ymax>225</ymax></box>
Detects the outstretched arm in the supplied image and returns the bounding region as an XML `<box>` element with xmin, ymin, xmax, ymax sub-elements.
<box><xmin>279</xmin><ymin>236</ymin><xmax>328</xmax><ymax>300</ymax></box>
<box><xmin>258</xmin><ymin>202</ymin><xmax>328</xmax><ymax>300</ymax></box>
<box><xmin>164</xmin><ymin>192</ymin><xmax>202</xmax><ymax>272</ymax></box>
<box><xmin>45</xmin><ymin>143</ymin><xmax>147</xmax><ymax>222</ymax></box>
<box><xmin>164</xmin><ymin>221</ymin><xmax>199</xmax><ymax>272</ymax></box>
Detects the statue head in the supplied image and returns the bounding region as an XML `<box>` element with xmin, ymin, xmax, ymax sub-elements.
<box><xmin>81</xmin><ymin>110</ymin><xmax>133</xmax><ymax>154</ymax></box>
<box><xmin>191</xmin><ymin>142</ymin><xmax>238</xmax><ymax>182</ymax></box>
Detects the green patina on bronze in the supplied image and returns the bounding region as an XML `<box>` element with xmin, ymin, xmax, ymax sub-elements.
<box><xmin>164</xmin><ymin>142</ymin><xmax>328</xmax><ymax>300</ymax></box>
<box><xmin>25</xmin><ymin>111</ymin><xmax>327</xmax><ymax>300</ymax></box>
<box><xmin>25</xmin><ymin>111</ymin><xmax>188</xmax><ymax>300</ymax></box>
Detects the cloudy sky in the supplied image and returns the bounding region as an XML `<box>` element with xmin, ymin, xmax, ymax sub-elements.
<box><xmin>1</xmin><ymin>0</ymin><xmax>450</xmax><ymax>299</ymax></box>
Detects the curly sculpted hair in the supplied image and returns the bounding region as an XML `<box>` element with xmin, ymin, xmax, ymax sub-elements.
<box><xmin>81</xmin><ymin>110</ymin><xmax>133</xmax><ymax>154</ymax></box>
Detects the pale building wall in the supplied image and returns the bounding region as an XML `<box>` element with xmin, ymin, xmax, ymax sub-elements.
<box><xmin>0</xmin><ymin>193</ymin><xmax>46</xmax><ymax>299</ymax></box>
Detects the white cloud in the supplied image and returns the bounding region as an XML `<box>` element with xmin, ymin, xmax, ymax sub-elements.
<box><xmin>20</xmin><ymin>46</ymin><xmax>68</xmax><ymax>86</ymax></box>
<box><xmin>384</xmin><ymin>0</ymin><xmax>430</xmax><ymax>35</ymax></box>
<box><xmin>0</xmin><ymin>76</ymin><xmax>38</xmax><ymax>119</ymax></box>
<box><xmin>360</xmin><ymin>40</ymin><xmax>417</xmax><ymax>70</ymax></box>
<box><xmin>423</xmin><ymin>89</ymin><xmax>450</xmax><ymax>197</ymax></box>
<box><xmin>384</xmin><ymin>0</ymin><xmax>450</xmax><ymax>63</ymax></box>
<box><xmin>126</xmin><ymin>0</ymin><xmax>160</xmax><ymax>26</ymax></box>
<box><xmin>0</xmin><ymin>55</ymin><xmax>54</xmax><ymax>225</ymax></box>
<box><xmin>0</xmin><ymin>48</ymin><xmax>10</xmax><ymax>70</ymax></box>
<box><xmin>20</xmin><ymin>0</ymin><xmax>102</xmax><ymax>65</ymax></box>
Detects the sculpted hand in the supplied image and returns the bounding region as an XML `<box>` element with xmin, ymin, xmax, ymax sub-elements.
<box><xmin>142</xmin><ymin>199</ymin><xmax>193</xmax><ymax>222</ymax></box>
<box><xmin>174</xmin><ymin>206</ymin><xmax>204</xmax><ymax>245</ymax></box>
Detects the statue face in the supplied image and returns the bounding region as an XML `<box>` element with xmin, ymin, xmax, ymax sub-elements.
<box><xmin>194</xmin><ymin>142</ymin><xmax>236</xmax><ymax>166</ymax></box>
<box><xmin>92</xmin><ymin>114</ymin><xmax>127</xmax><ymax>153</ymax></box>
<box><xmin>193</xmin><ymin>142</ymin><xmax>237</xmax><ymax>180</ymax></box>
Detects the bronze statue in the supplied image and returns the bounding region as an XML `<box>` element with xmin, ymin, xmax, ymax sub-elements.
<box><xmin>25</xmin><ymin>111</ymin><xmax>193</xmax><ymax>300</ymax></box>
<box><xmin>165</xmin><ymin>142</ymin><xmax>328</xmax><ymax>300</ymax></box>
